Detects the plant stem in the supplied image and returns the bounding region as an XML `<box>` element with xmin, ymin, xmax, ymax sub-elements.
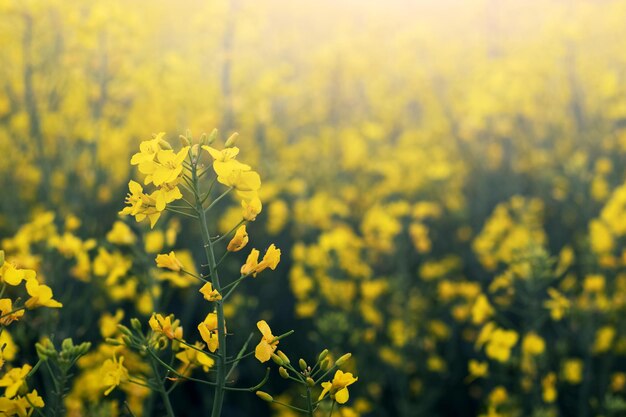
<box><xmin>194</xmin><ymin>163</ymin><xmax>227</xmax><ymax>417</ymax></box>
<box><xmin>148</xmin><ymin>352</ymin><xmax>176</xmax><ymax>417</ymax></box>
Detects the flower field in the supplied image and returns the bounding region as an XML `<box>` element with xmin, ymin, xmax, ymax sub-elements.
<box><xmin>1</xmin><ymin>0</ymin><xmax>626</xmax><ymax>416</ymax></box>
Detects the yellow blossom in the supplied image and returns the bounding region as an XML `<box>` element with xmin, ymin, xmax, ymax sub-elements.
<box><xmin>99</xmin><ymin>309</ymin><xmax>125</xmax><ymax>338</ymax></box>
<box><xmin>227</xmin><ymin>225</ymin><xmax>249</xmax><ymax>252</ymax></box>
<box><xmin>106</xmin><ymin>221</ymin><xmax>136</xmax><ymax>245</ymax></box>
<box><xmin>562</xmin><ymin>359</ymin><xmax>583</xmax><ymax>384</ymax></box>
<box><xmin>155</xmin><ymin>251</ymin><xmax>184</xmax><ymax>272</ymax></box>
<box><xmin>544</xmin><ymin>288</ymin><xmax>569</xmax><ymax>321</ymax></box>
<box><xmin>0</xmin><ymin>365</ymin><xmax>31</xmax><ymax>398</ymax></box>
<box><xmin>485</xmin><ymin>328</ymin><xmax>518</xmax><ymax>363</ymax></box>
<box><xmin>24</xmin><ymin>278</ymin><xmax>62</xmax><ymax>309</ymax></box>
<box><xmin>319</xmin><ymin>370</ymin><xmax>358</xmax><ymax>404</ymax></box>
<box><xmin>254</xmin><ymin>320</ymin><xmax>278</xmax><ymax>363</ymax></box>
<box><xmin>198</xmin><ymin>313</ymin><xmax>221</xmax><ymax>353</ymax></box>
<box><xmin>149</xmin><ymin>313</ymin><xmax>183</xmax><ymax>340</ymax></box>
<box><xmin>521</xmin><ymin>332</ymin><xmax>545</xmax><ymax>356</ymax></box>
<box><xmin>199</xmin><ymin>282</ymin><xmax>222</xmax><ymax>302</ymax></box>
<box><xmin>175</xmin><ymin>342</ymin><xmax>215</xmax><ymax>372</ymax></box>
<box><xmin>0</xmin><ymin>299</ymin><xmax>24</xmax><ymax>326</ymax></box>
<box><xmin>242</xmin><ymin>198</ymin><xmax>262</xmax><ymax>221</ymax></box>
<box><xmin>100</xmin><ymin>356</ymin><xmax>128</xmax><ymax>396</ymax></box>
<box><xmin>542</xmin><ymin>372</ymin><xmax>557</xmax><ymax>403</ymax></box>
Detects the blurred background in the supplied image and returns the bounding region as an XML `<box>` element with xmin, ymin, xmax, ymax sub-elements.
<box><xmin>2</xmin><ymin>0</ymin><xmax>626</xmax><ymax>416</ymax></box>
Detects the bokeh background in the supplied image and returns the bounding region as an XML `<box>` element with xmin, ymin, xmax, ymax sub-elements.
<box><xmin>2</xmin><ymin>0</ymin><xmax>626</xmax><ymax>416</ymax></box>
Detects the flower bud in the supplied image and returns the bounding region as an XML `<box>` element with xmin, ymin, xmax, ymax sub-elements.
<box><xmin>179</xmin><ymin>135</ymin><xmax>191</xmax><ymax>147</ymax></box>
<box><xmin>256</xmin><ymin>391</ymin><xmax>273</xmax><ymax>402</ymax></box>
<box><xmin>105</xmin><ymin>338</ymin><xmax>123</xmax><ymax>346</ymax></box>
<box><xmin>277</xmin><ymin>350</ymin><xmax>290</xmax><ymax>365</ymax></box>
<box><xmin>271</xmin><ymin>353</ymin><xmax>284</xmax><ymax>366</ymax></box>
<box><xmin>225</xmin><ymin>132</ymin><xmax>239</xmax><ymax>148</ymax></box>
<box><xmin>320</xmin><ymin>358</ymin><xmax>330</xmax><ymax>371</ymax></box>
<box><xmin>130</xmin><ymin>318</ymin><xmax>142</xmax><ymax>332</ymax></box>
<box><xmin>0</xmin><ymin>250</ymin><xmax>4</xmax><ymax>267</ymax></box>
<box><xmin>159</xmin><ymin>139</ymin><xmax>173</xmax><ymax>150</ymax></box>
<box><xmin>318</xmin><ymin>349</ymin><xmax>329</xmax><ymax>362</ymax></box>
<box><xmin>335</xmin><ymin>353</ymin><xmax>352</xmax><ymax>367</ymax></box>
<box><xmin>306</xmin><ymin>377</ymin><xmax>315</xmax><ymax>387</ymax></box>
<box><xmin>299</xmin><ymin>358</ymin><xmax>307</xmax><ymax>371</ymax></box>
<box><xmin>207</xmin><ymin>128</ymin><xmax>218</xmax><ymax>145</ymax></box>
<box><xmin>61</xmin><ymin>338</ymin><xmax>74</xmax><ymax>352</ymax></box>
<box><xmin>117</xmin><ymin>324</ymin><xmax>133</xmax><ymax>337</ymax></box>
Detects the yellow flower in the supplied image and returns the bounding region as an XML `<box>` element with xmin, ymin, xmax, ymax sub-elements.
<box><xmin>242</xmin><ymin>197</ymin><xmax>262</xmax><ymax>221</ymax></box>
<box><xmin>198</xmin><ymin>313</ymin><xmax>221</xmax><ymax>353</ymax></box>
<box><xmin>227</xmin><ymin>225</ymin><xmax>249</xmax><ymax>252</ymax></box>
<box><xmin>152</xmin><ymin>181</ymin><xmax>183</xmax><ymax>211</ymax></box>
<box><xmin>202</xmin><ymin>145</ymin><xmax>241</xmax><ymax>162</ymax></box>
<box><xmin>467</xmin><ymin>360</ymin><xmax>488</xmax><ymax>382</ymax></box>
<box><xmin>488</xmin><ymin>386</ymin><xmax>508</xmax><ymax>405</ymax></box>
<box><xmin>0</xmin><ymin>262</ymin><xmax>36</xmax><ymax>286</ymax></box>
<box><xmin>240</xmin><ymin>245</ymin><xmax>281</xmax><ymax>277</ymax></box>
<box><xmin>521</xmin><ymin>332</ymin><xmax>545</xmax><ymax>356</ymax></box>
<box><xmin>254</xmin><ymin>320</ymin><xmax>278</xmax><ymax>363</ymax></box>
<box><xmin>562</xmin><ymin>359</ymin><xmax>583</xmax><ymax>384</ymax></box>
<box><xmin>583</xmin><ymin>274</ymin><xmax>605</xmax><ymax>293</ymax></box>
<box><xmin>240</xmin><ymin>249</ymin><xmax>260</xmax><ymax>276</ymax></box>
<box><xmin>176</xmin><ymin>341</ymin><xmax>215</xmax><ymax>372</ymax></box>
<box><xmin>155</xmin><ymin>251</ymin><xmax>184</xmax><ymax>272</ymax></box>
<box><xmin>99</xmin><ymin>309</ymin><xmax>125</xmax><ymax>338</ymax></box>
<box><xmin>319</xmin><ymin>370</ymin><xmax>358</xmax><ymax>404</ymax></box>
<box><xmin>106</xmin><ymin>221</ymin><xmax>136</xmax><ymax>246</ymax></box>
<box><xmin>544</xmin><ymin>288</ymin><xmax>569</xmax><ymax>321</ymax></box>
<box><xmin>471</xmin><ymin>294</ymin><xmax>493</xmax><ymax>325</ymax></box>
<box><xmin>485</xmin><ymin>328</ymin><xmax>518</xmax><ymax>363</ymax></box>
<box><xmin>0</xmin><ymin>299</ymin><xmax>24</xmax><ymax>326</ymax></box>
<box><xmin>593</xmin><ymin>326</ymin><xmax>615</xmax><ymax>353</ymax></box>
<box><xmin>542</xmin><ymin>372</ymin><xmax>557</xmax><ymax>403</ymax></box>
<box><xmin>130</xmin><ymin>133</ymin><xmax>164</xmax><ymax>166</ymax></box>
<box><xmin>256</xmin><ymin>244</ymin><xmax>281</xmax><ymax>274</ymax></box>
<box><xmin>0</xmin><ymin>365</ymin><xmax>31</xmax><ymax>398</ymax></box>
<box><xmin>149</xmin><ymin>313</ymin><xmax>183</xmax><ymax>340</ymax></box>
<box><xmin>611</xmin><ymin>373</ymin><xmax>626</xmax><ymax>391</ymax></box>
<box><xmin>119</xmin><ymin>180</ymin><xmax>162</xmax><ymax>228</ymax></box>
<box><xmin>0</xmin><ymin>389</ymin><xmax>44</xmax><ymax>415</ymax></box>
<box><xmin>199</xmin><ymin>282</ymin><xmax>222</xmax><ymax>302</ymax></box>
<box><xmin>24</xmin><ymin>278</ymin><xmax>62</xmax><ymax>309</ymax></box>
<box><xmin>100</xmin><ymin>356</ymin><xmax>128</xmax><ymax>396</ymax></box>
<box><xmin>144</xmin><ymin>147</ymin><xmax>189</xmax><ymax>186</ymax></box>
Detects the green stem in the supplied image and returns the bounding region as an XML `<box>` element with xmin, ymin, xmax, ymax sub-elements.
<box><xmin>305</xmin><ymin>386</ymin><xmax>314</xmax><ymax>417</ymax></box>
<box><xmin>204</xmin><ymin>187</ymin><xmax>233</xmax><ymax>214</ymax></box>
<box><xmin>148</xmin><ymin>351</ymin><xmax>176</xmax><ymax>417</ymax></box>
<box><xmin>194</xmin><ymin>164</ymin><xmax>227</xmax><ymax>417</ymax></box>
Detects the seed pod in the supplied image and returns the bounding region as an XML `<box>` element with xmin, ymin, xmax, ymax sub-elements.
<box><xmin>256</xmin><ymin>391</ymin><xmax>273</xmax><ymax>402</ymax></box>
<box><xmin>335</xmin><ymin>353</ymin><xmax>352</xmax><ymax>367</ymax></box>
<box><xmin>224</xmin><ymin>132</ymin><xmax>239</xmax><ymax>147</ymax></box>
